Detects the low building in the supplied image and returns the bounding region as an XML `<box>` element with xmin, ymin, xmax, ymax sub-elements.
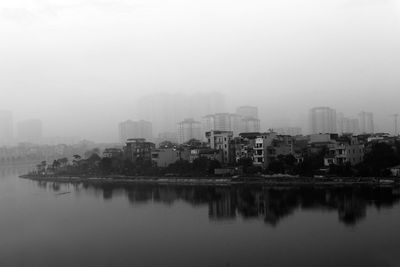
<box><xmin>230</xmin><ymin>137</ymin><xmax>254</xmax><ymax>163</ymax></box>
<box><xmin>124</xmin><ymin>138</ymin><xmax>155</xmax><ymax>163</ymax></box>
<box><xmin>206</xmin><ymin>130</ymin><xmax>233</xmax><ymax>164</ymax></box>
<box><xmin>103</xmin><ymin>148</ymin><xmax>123</xmax><ymax>158</ymax></box>
<box><xmin>308</xmin><ymin>134</ymin><xmax>338</xmax><ymax>156</ymax></box>
<box><xmin>267</xmin><ymin>135</ymin><xmax>294</xmax><ymax>162</ymax></box>
<box><xmin>253</xmin><ymin>133</ymin><xmax>295</xmax><ymax>168</ymax></box>
<box><xmin>253</xmin><ymin>132</ymin><xmax>277</xmax><ymax>168</ymax></box>
<box><xmin>151</xmin><ymin>148</ymin><xmax>180</xmax><ymax>167</ymax></box>
<box><xmin>324</xmin><ymin>135</ymin><xmax>364</xmax><ymax>166</ymax></box>
<box><xmin>189</xmin><ymin>148</ymin><xmax>223</xmax><ymax>163</ymax></box>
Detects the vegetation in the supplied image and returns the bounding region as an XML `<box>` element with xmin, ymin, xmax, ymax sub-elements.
<box><xmin>42</xmin><ymin>150</ymin><xmax>223</xmax><ymax>177</ymax></box>
<box><xmin>32</xmin><ymin>141</ymin><xmax>400</xmax><ymax>178</ymax></box>
<box><xmin>356</xmin><ymin>142</ymin><xmax>400</xmax><ymax>177</ymax></box>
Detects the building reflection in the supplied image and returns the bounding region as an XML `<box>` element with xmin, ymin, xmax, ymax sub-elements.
<box><xmin>36</xmin><ymin>181</ymin><xmax>400</xmax><ymax>227</ymax></box>
<box><xmin>209</xmin><ymin>189</ymin><xmax>237</xmax><ymax>220</ymax></box>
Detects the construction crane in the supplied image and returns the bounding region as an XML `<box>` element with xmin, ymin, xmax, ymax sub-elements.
<box><xmin>390</xmin><ymin>114</ymin><xmax>399</xmax><ymax>136</ymax></box>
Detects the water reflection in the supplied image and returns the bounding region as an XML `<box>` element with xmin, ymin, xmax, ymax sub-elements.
<box><xmin>37</xmin><ymin>181</ymin><xmax>400</xmax><ymax>227</ymax></box>
<box><xmin>0</xmin><ymin>164</ymin><xmax>34</xmax><ymax>179</ymax></box>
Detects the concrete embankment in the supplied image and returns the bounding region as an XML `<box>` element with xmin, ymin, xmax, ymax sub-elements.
<box><xmin>19</xmin><ymin>174</ymin><xmax>400</xmax><ymax>187</ymax></box>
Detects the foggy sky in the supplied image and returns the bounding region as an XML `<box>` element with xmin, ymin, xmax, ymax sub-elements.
<box><xmin>1</xmin><ymin>0</ymin><xmax>399</xmax><ymax>142</ymax></box>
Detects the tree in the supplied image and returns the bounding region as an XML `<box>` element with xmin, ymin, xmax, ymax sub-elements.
<box><xmin>268</xmin><ymin>155</ymin><xmax>297</xmax><ymax>174</ymax></box>
<box><xmin>329</xmin><ymin>162</ymin><xmax>353</xmax><ymax>177</ymax></box>
<box><xmin>100</xmin><ymin>157</ymin><xmax>113</xmax><ymax>174</ymax></box>
<box><xmin>357</xmin><ymin>143</ymin><xmax>400</xmax><ymax>176</ymax></box>
<box><xmin>58</xmin><ymin>157</ymin><xmax>68</xmax><ymax>167</ymax></box>
<box><xmin>36</xmin><ymin>161</ymin><xmax>47</xmax><ymax>173</ymax></box>
<box><xmin>237</xmin><ymin>157</ymin><xmax>254</xmax><ymax>174</ymax></box>
<box><xmin>52</xmin><ymin>159</ymin><xmax>61</xmax><ymax>170</ymax></box>
<box><xmin>84</xmin><ymin>148</ymin><xmax>100</xmax><ymax>159</ymax></box>
<box><xmin>192</xmin><ymin>157</ymin><xmax>209</xmax><ymax>173</ymax></box>
<box><xmin>268</xmin><ymin>160</ymin><xmax>285</xmax><ymax>174</ymax></box>
<box><xmin>207</xmin><ymin>160</ymin><xmax>221</xmax><ymax>174</ymax></box>
<box><xmin>72</xmin><ymin>154</ymin><xmax>82</xmax><ymax>167</ymax></box>
<box><xmin>294</xmin><ymin>148</ymin><xmax>327</xmax><ymax>176</ymax></box>
<box><xmin>166</xmin><ymin>160</ymin><xmax>192</xmax><ymax>175</ymax></box>
<box><xmin>87</xmin><ymin>153</ymin><xmax>101</xmax><ymax>163</ymax></box>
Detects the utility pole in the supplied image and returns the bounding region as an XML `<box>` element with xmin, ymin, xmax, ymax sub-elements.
<box><xmin>391</xmin><ymin>114</ymin><xmax>399</xmax><ymax>136</ymax></box>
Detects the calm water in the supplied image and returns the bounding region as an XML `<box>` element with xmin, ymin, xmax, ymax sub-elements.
<box><xmin>1</xmin><ymin>165</ymin><xmax>400</xmax><ymax>267</ymax></box>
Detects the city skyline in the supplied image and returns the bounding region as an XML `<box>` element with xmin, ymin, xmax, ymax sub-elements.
<box><xmin>1</xmin><ymin>0</ymin><xmax>400</xmax><ymax>142</ymax></box>
<box><xmin>1</xmin><ymin>101</ymin><xmax>400</xmax><ymax>146</ymax></box>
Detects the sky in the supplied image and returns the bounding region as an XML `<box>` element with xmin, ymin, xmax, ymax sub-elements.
<box><xmin>1</xmin><ymin>0</ymin><xmax>400</xmax><ymax>141</ymax></box>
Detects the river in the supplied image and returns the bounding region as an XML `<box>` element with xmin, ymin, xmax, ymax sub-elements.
<box><xmin>1</xmin><ymin>165</ymin><xmax>400</xmax><ymax>267</ymax></box>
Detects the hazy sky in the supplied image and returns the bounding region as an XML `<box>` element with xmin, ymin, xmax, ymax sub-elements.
<box><xmin>1</xmin><ymin>0</ymin><xmax>399</xmax><ymax>141</ymax></box>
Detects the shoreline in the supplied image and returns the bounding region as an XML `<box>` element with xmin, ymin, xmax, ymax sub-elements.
<box><xmin>19</xmin><ymin>174</ymin><xmax>400</xmax><ymax>187</ymax></box>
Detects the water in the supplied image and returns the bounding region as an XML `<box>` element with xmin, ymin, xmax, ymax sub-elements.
<box><xmin>1</xmin><ymin>165</ymin><xmax>400</xmax><ymax>267</ymax></box>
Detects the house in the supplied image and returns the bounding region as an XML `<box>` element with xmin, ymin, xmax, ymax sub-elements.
<box><xmin>253</xmin><ymin>132</ymin><xmax>277</xmax><ymax>168</ymax></box>
<box><xmin>324</xmin><ymin>135</ymin><xmax>364</xmax><ymax>166</ymax></box>
<box><xmin>189</xmin><ymin>148</ymin><xmax>223</xmax><ymax>163</ymax></box>
<box><xmin>103</xmin><ymin>148</ymin><xmax>123</xmax><ymax>158</ymax></box>
<box><xmin>151</xmin><ymin>148</ymin><xmax>180</xmax><ymax>167</ymax></box>
<box><xmin>206</xmin><ymin>130</ymin><xmax>233</xmax><ymax>164</ymax></box>
<box><xmin>251</xmin><ymin>132</ymin><xmax>296</xmax><ymax>169</ymax></box>
<box><xmin>124</xmin><ymin>138</ymin><xmax>155</xmax><ymax>163</ymax></box>
<box><xmin>230</xmin><ymin>132</ymin><xmax>261</xmax><ymax>163</ymax></box>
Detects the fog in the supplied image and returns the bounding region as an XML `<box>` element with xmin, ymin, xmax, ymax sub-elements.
<box><xmin>1</xmin><ymin>0</ymin><xmax>400</xmax><ymax>142</ymax></box>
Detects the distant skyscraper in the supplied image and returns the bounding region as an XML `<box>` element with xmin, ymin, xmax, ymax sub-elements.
<box><xmin>241</xmin><ymin>117</ymin><xmax>261</xmax><ymax>133</ymax></box>
<box><xmin>177</xmin><ymin>118</ymin><xmax>202</xmax><ymax>144</ymax></box>
<box><xmin>337</xmin><ymin>113</ymin><xmax>359</xmax><ymax>134</ymax></box>
<box><xmin>230</xmin><ymin>114</ymin><xmax>241</xmax><ymax>136</ymax></box>
<box><xmin>0</xmin><ymin>110</ymin><xmax>13</xmax><ymax>146</ymax></box>
<box><xmin>17</xmin><ymin>119</ymin><xmax>43</xmax><ymax>143</ymax></box>
<box><xmin>213</xmin><ymin>113</ymin><xmax>232</xmax><ymax>132</ymax></box>
<box><xmin>157</xmin><ymin>132</ymin><xmax>178</xmax><ymax>144</ymax></box>
<box><xmin>135</xmin><ymin>92</ymin><xmax>226</xmax><ymax>135</ymax></box>
<box><xmin>202</xmin><ymin>115</ymin><xmax>215</xmax><ymax>134</ymax></box>
<box><xmin>236</xmin><ymin>106</ymin><xmax>260</xmax><ymax>133</ymax></box>
<box><xmin>309</xmin><ymin>107</ymin><xmax>337</xmax><ymax>134</ymax></box>
<box><xmin>358</xmin><ymin>111</ymin><xmax>374</xmax><ymax>134</ymax></box>
<box><xmin>236</xmin><ymin>106</ymin><xmax>258</xmax><ymax>119</ymax></box>
<box><xmin>202</xmin><ymin>113</ymin><xmax>243</xmax><ymax>136</ymax></box>
<box><xmin>118</xmin><ymin>120</ymin><xmax>153</xmax><ymax>143</ymax></box>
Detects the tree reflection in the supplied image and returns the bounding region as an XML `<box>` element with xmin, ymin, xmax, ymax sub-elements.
<box><xmin>39</xmin><ymin>181</ymin><xmax>400</xmax><ymax>227</ymax></box>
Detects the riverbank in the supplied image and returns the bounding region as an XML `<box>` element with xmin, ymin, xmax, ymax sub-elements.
<box><xmin>19</xmin><ymin>174</ymin><xmax>400</xmax><ymax>187</ymax></box>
